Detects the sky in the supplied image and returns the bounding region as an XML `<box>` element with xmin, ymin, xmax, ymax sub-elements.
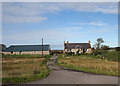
<box><xmin>2</xmin><ymin>2</ymin><xmax>118</xmax><ymax>50</ymax></box>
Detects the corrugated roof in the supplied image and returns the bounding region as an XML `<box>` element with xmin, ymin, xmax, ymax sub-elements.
<box><xmin>3</xmin><ymin>45</ymin><xmax>50</xmax><ymax>52</ymax></box>
<box><xmin>64</xmin><ymin>43</ymin><xmax>91</xmax><ymax>49</ymax></box>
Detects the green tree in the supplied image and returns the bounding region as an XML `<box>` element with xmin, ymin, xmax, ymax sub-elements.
<box><xmin>93</xmin><ymin>38</ymin><xmax>104</xmax><ymax>55</ymax></box>
<box><xmin>93</xmin><ymin>38</ymin><xmax>104</xmax><ymax>50</ymax></box>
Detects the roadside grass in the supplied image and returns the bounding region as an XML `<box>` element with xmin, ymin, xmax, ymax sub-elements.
<box><xmin>57</xmin><ymin>55</ymin><xmax>119</xmax><ymax>76</ymax></box>
<box><xmin>2</xmin><ymin>55</ymin><xmax>52</xmax><ymax>83</ymax></box>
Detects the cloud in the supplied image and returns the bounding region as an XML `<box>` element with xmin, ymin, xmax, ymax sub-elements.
<box><xmin>92</xmin><ymin>28</ymin><xmax>109</xmax><ymax>33</ymax></box>
<box><xmin>62</xmin><ymin>27</ymin><xmax>83</xmax><ymax>31</ymax></box>
<box><xmin>3</xmin><ymin>15</ymin><xmax>47</xmax><ymax>23</ymax></box>
<box><xmin>2</xmin><ymin>2</ymin><xmax>117</xmax><ymax>23</ymax></box>
<box><xmin>57</xmin><ymin>2</ymin><xmax>118</xmax><ymax>14</ymax></box>
<box><xmin>2</xmin><ymin>0</ymin><xmax>119</xmax><ymax>2</ymax></box>
<box><xmin>0</xmin><ymin>2</ymin><xmax>2</xmax><ymax>43</ymax></box>
<box><xmin>3</xmin><ymin>2</ymin><xmax>62</xmax><ymax>16</ymax></box>
<box><xmin>97</xmin><ymin>8</ymin><xmax>117</xmax><ymax>14</ymax></box>
<box><xmin>79</xmin><ymin>21</ymin><xmax>106</xmax><ymax>26</ymax></box>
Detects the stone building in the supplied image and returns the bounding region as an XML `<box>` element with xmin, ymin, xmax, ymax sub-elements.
<box><xmin>64</xmin><ymin>41</ymin><xmax>93</xmax><ymax>54</ymax></box>
<box><xmin>2</xmin><ymin>45</ymin><xmax>50</xmax><ymax>55</ymax></box>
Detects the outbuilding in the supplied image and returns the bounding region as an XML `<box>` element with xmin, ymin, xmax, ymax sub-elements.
<box><xmin>2</xmin><ymin>45</ymin><xmax>50</xmax><ymax>55</ymax></box>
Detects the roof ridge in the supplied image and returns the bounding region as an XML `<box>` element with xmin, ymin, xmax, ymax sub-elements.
<box><xmin>10</xmin><ymin>44</ymin><xmax>49</xmax><ymax>46</ymax></box>
<box><xmin>67</xmin><ymin>43</ymin><xmax>89</xmax><ymax>44</ymax></box>
<box><xmin>3</xmin><ymin>45</ymin><xmax>50</xmax><ymax>52</ymax></box>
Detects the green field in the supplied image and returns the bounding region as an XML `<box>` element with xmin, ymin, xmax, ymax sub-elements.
<box><xmin>57</xmin><ymin>51</ymin><xmax>119</xmax><ymax>76</ymax></box>
<box><xmin>2</xmin><ymin>55</ymin><xmax>51</xmax><ymax>83</ymax></box>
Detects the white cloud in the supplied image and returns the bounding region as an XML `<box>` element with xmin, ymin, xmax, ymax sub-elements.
<box><xmin>3</xmin><ymin>15</ymin><xmax>47</xmax><ymax>23</ymax></box>
<box><xmin>56</xmin><ymin>2</ymin><xmax>117</xmax><ymax>14</ymax></box>
<box><xmin>0</xmin><ymin>2</ymin><xmax>2</xmax><ymax>43</ymax></box>
<box><xmin>2</xmin><ymin>0</ymin><xmax>119</xmax><ymax>2</ymax></box>
<box><xmin>79</xmin><ymin>21</ymin><xmax>106</xmax><ymax>26</ymax></box>
<box><xmin>97</xmin><ymin>8</ymin><xmax>117</xmax><ymax>14</ymax></box>
<box><xmin>2</xmin><ymin>2</ymin><xmax>118</xmax><ymax>23</ymax></box>
<box><xmin>92</xmin><ymin>28</ymin><xmax>109</xmax><ymax>33</ymax></box>
<box><xmin>3</xmin><ymin>2</ymin><xmax>62</xmax><ymax>16</ymax></box>
<box><xmin>62</xmin><ymin>27</ymin><xmax>83</xmax><ymax>31</ymax></box>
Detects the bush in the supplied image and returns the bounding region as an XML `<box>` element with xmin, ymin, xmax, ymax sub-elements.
<box><xmin>93</xmin><ymin>51</ymin><xmax>119</xmax><ymax>61</ymax></box>
<box><xmin>104</xmin><ymin>51</ymin><xmax>119</xmax><ymax>61</ymax></box>
<box><xmin>65</xmin><ymin>52</ymin><xmax>75</xmax><ymax>56</ymax></box>
<box><xmin>93</xmin><ymin>50</ymin><xmax>102</xmax><ymax>55</ymax></box>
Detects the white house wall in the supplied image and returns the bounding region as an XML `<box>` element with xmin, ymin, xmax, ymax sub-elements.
<box><xmin>64</xmin><ymin>49</ymin><xmax>83</xmax><ymax>54</ymax></box>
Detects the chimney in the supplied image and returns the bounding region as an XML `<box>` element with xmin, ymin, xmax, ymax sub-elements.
<box><xmin>67</xmin><ymin>41</ymin><xmax>69</xmax><ymax>44</ymax></box>
<box><xmin>88</xmin><ymin>40</ymin><xmax>90</xmax><ymax>44</ymax></box>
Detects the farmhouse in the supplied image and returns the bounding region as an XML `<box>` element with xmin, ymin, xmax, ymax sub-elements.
<box><xmin>2</xmin><ymin>45</ymin><xmax>50</xmax><ymax>55</ymax></box>
<box><xmin>64</xmin><ymin>41</ymin><xmax>93</xmax><ymax>54</ymax></box>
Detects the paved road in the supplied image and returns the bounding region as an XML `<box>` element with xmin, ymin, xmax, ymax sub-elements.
<box><xmin>26</xmin><ymin>55</ymin><xmax>119</xmax><ymax>84</ymax></box>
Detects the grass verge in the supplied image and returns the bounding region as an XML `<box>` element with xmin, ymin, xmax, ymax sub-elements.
<box><xmin>2</xmin><ymin>71</ymin><xmax>50</xmax><ymax>84</ymax></box>
<box><xmin>2</xmin><ymin>55</ymin><xmax>52</xmax><ymax>83</ymax></box>
<box><xmin>57</xmin><ymin>55</ymin><xmax>118</xmax><ymax>76</ymax></box>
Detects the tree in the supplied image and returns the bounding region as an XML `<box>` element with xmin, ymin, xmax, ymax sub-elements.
<box><xmin>93</xmin><ymin>38</ymin><xmax>104</xmax><ymax>50</ymax></box>
<box><xmin>93</xmin><ymin>38</ymin><xmax>104</xmax><ymax>55</ymax></box>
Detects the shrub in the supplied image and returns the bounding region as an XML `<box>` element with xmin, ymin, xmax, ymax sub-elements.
<box><xmin>93</xmin><ymin>51</ymin><xmax>119</xmax><ymax>61</ymax></box>
<box><xmin>104</xmin><ymin>51</ymin><xmax>119</xmax><ymax>61</ymax></box>
<box><xmin>93</xmin><ymin>50</ymin><xmax>102</xmax><ymax>55</ymax></box>
<box><xmin>65</xmin><ymin>52</ymin><xmax>75</xmax><ymax>56</ymax></box>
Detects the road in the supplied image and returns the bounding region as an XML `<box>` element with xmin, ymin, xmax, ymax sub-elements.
<box><xmin>26</xmin><ymin>55</ymin><xmax>119</xmax><ymax>84</ymax></box>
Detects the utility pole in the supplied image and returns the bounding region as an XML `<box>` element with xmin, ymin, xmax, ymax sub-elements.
<box><xmin>42</xmin><ymin>38</ymin><xmax>43</xmax><ymax>57</ymax></box>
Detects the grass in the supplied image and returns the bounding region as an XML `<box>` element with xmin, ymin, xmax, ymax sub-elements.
<box><xmin>2</xmin><ymin>55</ymin><xmax>52</xmax><ymax>83</ymax></box>
<box><xmin>2</xmin><ymin>54</ymin><xmax>44</xmax><ymax>58</ymax></box>
<box><xmin>57</xmin><ymin>55</ymin><xmax>119</xmax><ymax>76</ymax></box>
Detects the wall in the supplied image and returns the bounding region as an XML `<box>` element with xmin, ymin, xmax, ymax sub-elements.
<box><xmin>64</xmin><ymin>48</ymin><xmax>93</xmax><ymax>54</ymax></box>
<box><xmin>3</xmin><ymin>51</ymin><xmax>49</xmax><ymax>55</ymax></box>
<box><xmin>64</xmin><ymin>49</ymin><xmax>83</xmax><ymax>54</ymax></box>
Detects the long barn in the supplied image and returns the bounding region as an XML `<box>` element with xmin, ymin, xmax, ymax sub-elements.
<box><xmin>2</xmin><ymin>45</ymin><xmax>50</xmax><ymax>55</ymax></box>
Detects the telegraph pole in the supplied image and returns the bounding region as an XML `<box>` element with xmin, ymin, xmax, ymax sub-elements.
<box><xmin>42</xmin><ymin>38</ymin><xmax>43</xmax><ymax>57</ymax></box>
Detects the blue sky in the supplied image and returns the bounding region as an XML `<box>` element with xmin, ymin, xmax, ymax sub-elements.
<box><xmin>2</xmin><ymin>2</ymin><xmax>118</xmax><ymax>50</ymax></box>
